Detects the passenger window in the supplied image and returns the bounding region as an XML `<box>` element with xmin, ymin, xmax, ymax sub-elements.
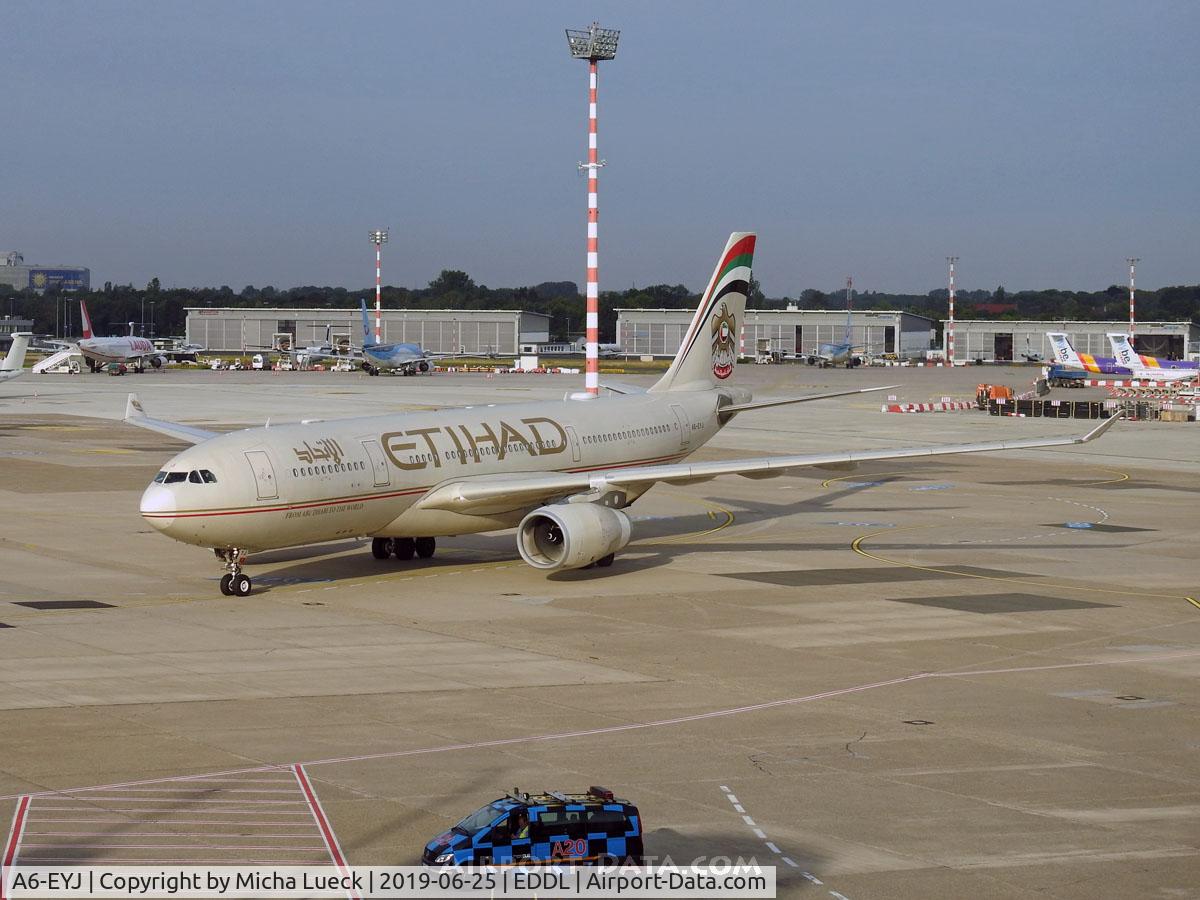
<box><xmin>164</xmin><ymin>472</ymin><xmax>186</xmax><ymax>484</ymax></box>
<box><xmin>188</xmin><ymin>471</ymin><xmax>203</xmax><ymax>483</ymax></box>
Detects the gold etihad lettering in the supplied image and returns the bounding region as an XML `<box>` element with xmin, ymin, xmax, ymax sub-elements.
<box><xmin>293</xmin><ymin>438</ymin><xmax>344</xmax><ymax>466</ymax></box>
<box><xmin>380</xmin><ymin>417</ymin><xmax>568</xmax><ymax>471</ymax></box>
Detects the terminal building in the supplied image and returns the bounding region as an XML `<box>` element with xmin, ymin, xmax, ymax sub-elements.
<box><xmin>615</xmin><ymin>307</ymin><xmax>935</xmax><ymax>359</ymax></box>
<box><xmin>0</xmin><ymin>252</ymin><xmax>90</xmax><ymax>293</ymax></box>
<box><xmin>186</xmin><ymin>307</ymin><xmax>551</xmax><ymax>355</ymax></box>
<box><xmin>944</xmin><ymin>320</ymin><xmax>1200</xmax><ymax>362</ymax></box>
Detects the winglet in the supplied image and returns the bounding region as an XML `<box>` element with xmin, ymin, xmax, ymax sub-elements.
<box><xmin>1078</xmin><ymin>411</ymin><xmax>1122</xmax><ymax>442</ymax></box>
<box><xmin>125</xmin><ymin>392</ymin><xmax>146</xmax><ymax>421</ymax></box>
<box><xmin>122</xmin><ymin>392</ymin><xmax>219</xmax><ymax>445</ymax></box>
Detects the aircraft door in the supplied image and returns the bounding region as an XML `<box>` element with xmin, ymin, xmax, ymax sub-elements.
<box><xmin>362</xmin><ymin>439</ymin><xmax>391</xmax><ymax>487</ymax></box>
<box><xmin>565</xmin><ymin>425</ymin><xmax>582</xmax><ymax>462</ymax></box>
<box><xmin>244</xmin><ymin>450</ymin><xmax>278</xmax><ymax>501</ymax></box>
<box><xmin>670</xmin><ymin>404</ymin><xmax>691</xmax><ymax>449</ymax></box>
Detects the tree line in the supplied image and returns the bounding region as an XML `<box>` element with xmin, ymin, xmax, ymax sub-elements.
<box><xmin>2</xmin><ymin>274</ymin><xmax>1197</xmax><ymax>343</ymax></box>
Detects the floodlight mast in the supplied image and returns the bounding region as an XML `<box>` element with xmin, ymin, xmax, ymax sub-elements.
<box><xmin>1126</xmin><ymin>257</ymin><xmax>1140</xmax><ymax>335</ymax></box>
<box><xmin>370</xmin><ymin>230</ymin><xmax>388</xmax><ymax>344</ymax></box>
<box><xmin>946</xmin><ymin>256</ymin><xmax>959</xmax><ymax>365</ymax></box>
<box><xmin>567</xmin><ymin>22</ymin><xmax>620</xmax><ymax>397</ymax></box>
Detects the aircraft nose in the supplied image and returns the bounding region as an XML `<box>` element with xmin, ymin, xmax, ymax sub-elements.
<box><xmin>140</xmin><ymin>484</ymin><xmax>176</xmax><ymax>531</ymax></box>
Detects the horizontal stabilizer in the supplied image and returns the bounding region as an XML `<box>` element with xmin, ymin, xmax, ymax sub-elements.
<box><xmin>124</xmin><ymin>393</ymin><xmax>218</xmax><ymax>445</ymax></box>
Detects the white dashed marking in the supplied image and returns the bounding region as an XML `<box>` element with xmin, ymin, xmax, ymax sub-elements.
<box><xmin>721</xmin><ymin>787</ymin><xmax>843</xmax><ymax>897</ymax></box>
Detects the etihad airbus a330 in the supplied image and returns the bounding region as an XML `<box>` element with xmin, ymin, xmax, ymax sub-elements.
<box><xmin>128</xmin><ymin>233</ymin><xmax>1118</xmax><ymax>596</ymax></box>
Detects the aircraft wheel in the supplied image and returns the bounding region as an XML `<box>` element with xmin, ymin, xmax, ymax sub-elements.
<box><xmin>371</xmin><ymin>537</ymin><xmax>392</xmax><ymax>560</ymax></box>
<box><xmin>596</xmin><ymin>553</ymin><xmax>615</xmax><ymax>568</ymax></box>
<box><xmin>219</xmin><ymin>574</ymin><xmax>233</xmax><ymax>595</ymax></box>
<box><xmin>414</xmin><ymin>537</ymin><xmax>435</xmax><ymax>559</ymax></box>
<box><xmin>394</xmin><ymin>537</ymin><xmax>415</xmax><ymax>560</ymax></box>
<box><xmin>231</xmin><ymin>574</ymin><xmax>252</xmax><ymax>597</ymax></box>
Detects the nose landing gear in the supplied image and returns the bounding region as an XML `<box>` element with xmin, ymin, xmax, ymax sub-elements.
<box><xmin>215</xmin><ymin>548</ymin><xmax>252</xmax><ymax>596</ymax></box>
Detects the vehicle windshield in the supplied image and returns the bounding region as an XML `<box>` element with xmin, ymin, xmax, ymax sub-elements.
<box><xmin>453</xmin><ymin>802</ymin><xmax>507</xmax><ymax>835</ymax></box>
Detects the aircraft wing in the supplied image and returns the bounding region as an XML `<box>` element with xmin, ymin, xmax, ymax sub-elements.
<box><xmin>416</xmin><ymin>414</ymin><xmax>1121</xmax><ymax>516</ymax></box>
<box><xmin>124</xmin><ymin>393</ymin><xmax>218</xmax><ymax>445</ymax></box>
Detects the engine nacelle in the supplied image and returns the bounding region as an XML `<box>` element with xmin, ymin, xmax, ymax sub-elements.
<box><xmin>417</xmin><ymin>360</ymin><xmax>430</xmax><ymax>373</ymax></box>
<box><xmin>517</xmin><ymin>504</ymin><xmax>632</xmax><ymax>571</ymax></box>
<box><xmin>150</xmin><ymin>355</ymin><xmax>165</xmax><ymax>369</ymax></box>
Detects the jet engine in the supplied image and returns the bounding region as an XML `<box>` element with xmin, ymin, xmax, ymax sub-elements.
<box><xmin>150</xmin><ymin>355</ymin><xmax>165</xmax><ymax>368</ymax></box>
<box><xmin>517</xmin><ymin>503</ymin><xmax>631</xmax><ymax>571</ymax></box>
<box><xmin>417</xmin><ymin>360</ymin><xmax>430</xmax><ymax>373</ymax></box>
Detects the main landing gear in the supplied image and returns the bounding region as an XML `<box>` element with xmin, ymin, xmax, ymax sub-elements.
<box><xmin>215</xmin><ymin>548</ymin><xmax>252</xmax><ymax>597</ymax></box>
<box><xmin>371</xmin><ymin>536</ymin><xmax>436</xmax><ymax>561</ymax></box>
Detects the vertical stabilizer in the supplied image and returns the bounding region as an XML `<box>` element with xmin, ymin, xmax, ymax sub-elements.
<box><xmin>1107</xmin><ymin>333</ymin><xmax>1140</xmax><ymax>369</ymax></box>
<box><xmin>80</xmin><ymin>300</ymin><xmax>94</xmax><ymax>339</ymax></box>
<box><xmin>649</xmin><ymin>232</ymin><xmax>756</xmax><ymax>393</ymax></box>
<box><xmin>1</xmin><ymin>333</ymin><xmax>31</xmax><ymax>371</ymax></box>
<box><xmin>360</xmin><ymin>299</ymin><xmax>376</xmax><ymax>347</ymax></box>
<box><xmin>1046</xmin><ymin>332</ymin><xmax>1083</xmax><ymax>369</ymax></box>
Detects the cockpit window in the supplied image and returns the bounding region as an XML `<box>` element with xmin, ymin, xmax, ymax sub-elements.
<box><xmin>153</xmin><ymin>471</ymin><xmax>168</xmax><ymax>483</ymax></box>
<box><xmin>188</xmin><ymin>471</ymin><xmax>203</xmax><ymax>483</ymax></box>
<box><xmin>163</xmin><ymin>472</ymin><xmax>187</xmax><ymax>484</ymax></box>
<box><xmin>200</xmin><ymin>470</ymin><xmax>218</xmax><ymax>483</ymax></box>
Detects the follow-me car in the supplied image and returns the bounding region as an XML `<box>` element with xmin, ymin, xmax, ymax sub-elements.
<box><xmin>128</xmin><ymin>232</ymin><xmax>1119</xmax><ymax>596</ymax></box>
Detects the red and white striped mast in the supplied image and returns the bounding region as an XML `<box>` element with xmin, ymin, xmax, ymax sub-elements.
<box><xmin>370</xmin><ymin>230</ymin><xmax>388</xmax><ymax>344</ymax></box>
<box><xmin>946</xmin><ymin>256</ymin><xmax>958</xmax><ymax>364</ymax></box>
<box><xmin>1126</xmin><ymin>257</ymin><xmax>1140</xmax><ymax>335</ymax></box>
<box><xmin>567</xmin><ymin>22</ymin><xmax>620</xmax><ymax>397</ymax></box>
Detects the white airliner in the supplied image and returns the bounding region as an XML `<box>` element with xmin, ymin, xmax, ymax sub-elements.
<box><xmin>77</xmin><ymin>301</ymin><xmax>167</xmax><ymax>372</ymax></box>
<box><xmin>0</xmin><ymin>333</ymin><xmax>32</xmax><ymax>384</ymax></box>
<box><xmin>127</xmin><ymin>233</ymin><xmax>1119</xmax><ymax>596</ymax></box>
<box><xmin>1106</xmin><ymin>332</ymin><xmax>1197</xmax><ymax>381</ymax></box>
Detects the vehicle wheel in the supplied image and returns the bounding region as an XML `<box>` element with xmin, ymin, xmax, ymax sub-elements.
<box><xmin>596</xmin><ymin>553</ymin><xmax>615</xmax><ymax>568</ymax></box>
<box><xmin>394</xmin><ymin>537</ymin><xmax>415</xmax><ymax>560</ymax></box>
<box><xmin>232</xmin><ymin>574</ymin><xmax>252</xmax><ymax>597</ymax></box>
<box><xmin>371</xmin><ymin>537</ymin><xmax>391</xmax><ymax>560</ymax></box>
<box><xmin>219</xmin><ymin>574</ymin><xmax>233</xmax><ymax>595</ymax></box>
<box><xmin>414</xmin><ymin>536</ymin><xmax>435</xmax><ymax>559</ymax></box>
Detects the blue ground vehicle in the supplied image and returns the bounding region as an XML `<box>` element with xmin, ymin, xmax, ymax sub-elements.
<box><xmin>422</xmin><ymin>787</ymin><xmax>643</xmax><ymax>866</ymax></box>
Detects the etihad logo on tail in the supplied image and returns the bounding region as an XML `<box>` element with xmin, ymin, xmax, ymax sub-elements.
<box><xmin>711</xmin><ymin>301</ymin><xmax>737</xmax><ymax>380</ymax></box>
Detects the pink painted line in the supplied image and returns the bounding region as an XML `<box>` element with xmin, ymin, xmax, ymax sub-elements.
<box><xmin>45</xmin><ymin>797</ymin><xmax>308</xmax><ymax>805</ymax></box>
<box><xmin>6</xmin><ymin>649</ymin><xmax>1198</xmax><ymax>804</ymax></box>
<box><xmin>24</xmin><ymin>832</ymin><xmax>329</xmax><ymax>838</ymax></box>
<box><xmin>21</xmin><ymin>844</ymin><xmax>329</xmax><ymax>851</ymax></box>
<box><xmin>28</xmin><ymin>808</ymin><xmax>312</xmax><ymax>816</ymax></box>
<box><xmin>26</xmin><ymin>820</ymin><xmax>319</xmax><ymax>826</ymax></box>
<box><xmin>81</xmin><ymin>787</ymin><xmax>302</xmax><ymax>795</ymax></box>
<box><xmin>294</xmin><ymin>765</ymin><xmax>357</xmax><ymax>900</ymax></box>
<box><xmin>2</xmin><ymin>797</ymin><xmax>30</xmax><ymax>900</ymax></box>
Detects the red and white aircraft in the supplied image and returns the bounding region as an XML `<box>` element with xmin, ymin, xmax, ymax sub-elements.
<box><xmin>77</xmin><ymin>301</ymin><xmax>166</xmax><ymax>372</ymax></box>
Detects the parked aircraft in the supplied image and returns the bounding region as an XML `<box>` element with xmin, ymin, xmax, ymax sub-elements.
<box><xmin>1046</xmin><ymin>332</ymin><xmax>1129</xmax><ymax>375</ymax></box>
<box><xmin>1106</xmin><ymin>333</ymin><xmax>1197</xmax><ymax>375</ymax></box>
<box><xmin>77</xmin><ymin>301</ymin><xmax>166</xmax><ymax>372</ymax></box>
<box><xmin>0</xmin><ymin>333</ymin><xmax>31</xmax><ymax>384</ymax></box>
<box><xmin>128</xmin><ymin>233</ymin><xmax>1119</xmax><ymax>596</ymax></box>
<box><xmin>358</xmin><ymin>299</ymin><xmax>481</xmax><ymax>375</ymax></box>
<box><xmin>809</xmin><ymin>279</ymin><xmax>873</xmax><ymax>367</ymax></box>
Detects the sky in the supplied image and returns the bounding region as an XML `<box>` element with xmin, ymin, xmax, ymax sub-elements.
<box><xmin>5</xmin><ymin>1</ymin><xmax>1198</xmax><ymax>296</ymax></box>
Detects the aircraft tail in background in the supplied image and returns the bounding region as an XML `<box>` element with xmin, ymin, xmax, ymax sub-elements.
<box><xmin>1046</xmin><ymin>332</ymin><xmax>1090</xmax><ymax>370</ymax></box>
<box><xmin>80</xmin><ymin>300</ymin><xmax>95</xmax><ymax>339</ymax></box>
<box><xmin>360</xmin><ymin>298</ymin><xmax>376</xmax><ymax>347</ymax></box>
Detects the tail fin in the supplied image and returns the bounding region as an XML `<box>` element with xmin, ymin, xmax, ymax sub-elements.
<box><xmin>1046</xmin><ymin>332</ymin><xmax>1083</xmax><ymax>368</ymax></box>
<box><xmin>649</xmin><ymin>232</ymin><xmax>755</xmax><ymax>393</ymax></box>
<box><xmin>1107</xmin><ymin>333</ymin><xmax>1141</xmax><ymax>369</ymax></box>
<box><xmin>360</xmin><ymin>299</ymin><xmax>375</xmax><ymax>347</ymax></box>
<box><xmin>80</xmin><ymin>300</ymin><xmax>94</xmax><ymax>339</ymax></box>
<box><xmin>1</xmin><ymin>333</ymin><xmax>30</xmax><ymax>371</ymax></box>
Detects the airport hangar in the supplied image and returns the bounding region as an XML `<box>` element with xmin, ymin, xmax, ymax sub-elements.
<box><xmin>185</xmin><ymin>306</ymin><xmax>551</xmax><ymax>355</ymax></box>
<box><xmin>615</xmin><ymin>306</ymin><xmax>936</xmax><ymax>359</ymax></box>
<box><xmin>944</xmin><ymin>319</ymin><xmax>1200</xmax><ymax>362</ymax></box>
